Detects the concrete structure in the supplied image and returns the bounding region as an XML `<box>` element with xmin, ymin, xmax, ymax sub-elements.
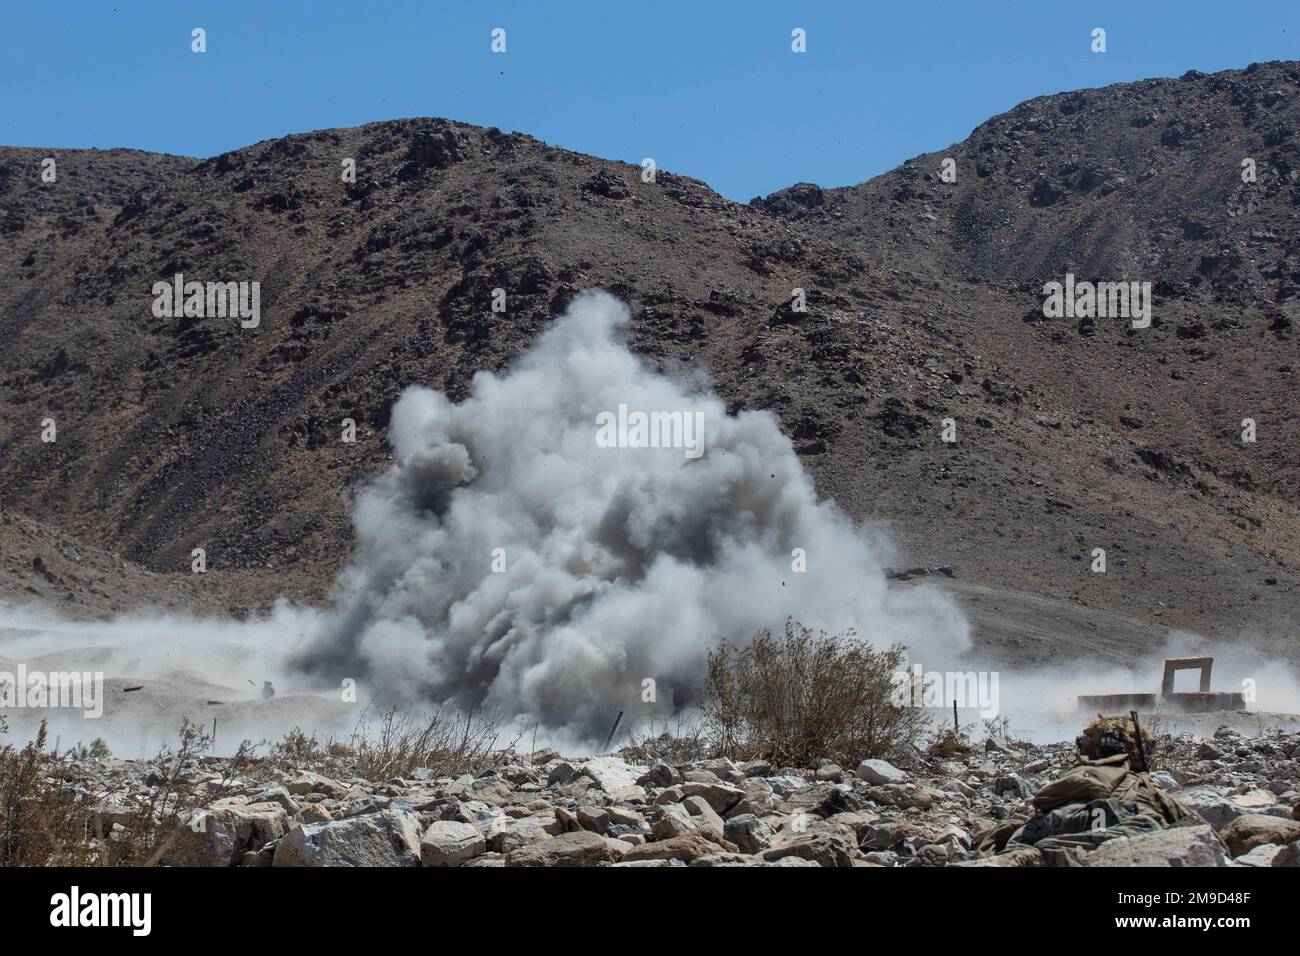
<box><xmin>1161</xmin><ymin>657</ymin><xmax>1213</xmax><ymax>695</ymax></box>
<box><xmin>1077</xmin><ymin>657</ymin><xmax>1244</xmax><ymax>714</ymax></box>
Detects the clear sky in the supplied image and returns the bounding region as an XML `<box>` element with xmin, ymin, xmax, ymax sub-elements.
<box><xmin>2</xmin><ymin>1</ymin><xmax>1296</xmax><ymax>201</ymax></box>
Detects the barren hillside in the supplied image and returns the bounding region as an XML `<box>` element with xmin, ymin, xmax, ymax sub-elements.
<box><xmin>0</xmin><ymin>62</ymin><xmax>1296</xmax><ymax>667</ymax></box>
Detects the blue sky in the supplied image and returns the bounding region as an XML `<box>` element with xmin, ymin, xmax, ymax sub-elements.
<box><xmin>2</xmin><ymin>1</ymin><xmax>1295</xmax><ymax>200</ymax></box>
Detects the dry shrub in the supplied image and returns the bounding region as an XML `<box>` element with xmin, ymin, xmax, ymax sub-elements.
<box><xmin>0</xmin><ymin>721</ymin><xmax>90</xmax><ymax>865</ymax></box>
<box><xmin>239</xmin><ymin>707</ymin><xmax>516</xmax><ymax>785</ymax></box>
<box><xmin>926</xmin><ymin>726</ymin><xmax>974</xmax><ymax>758</ymax></box>
<box><xmin>249</xmin><ymin>726</ymin><xmax>352</xmax><ymax>780</ymax></box>
<box><xmin>620</xmin><ymin>714</ymin><xmax>709</xmax><ymax>766</ymax></box>
<box><xmin>1</xmin><ymin>719</ymin><xmax>221</xmax><ymax>867</ymax></box>
<box><xmin>703</xmin><ymin>618</ymin><xmax>927</xmax><ymax>767</ymax></box>
<box><xmin>348</xmin><ymin>706</ymin><xmax>511</xmax><ymax>781</ymax></box>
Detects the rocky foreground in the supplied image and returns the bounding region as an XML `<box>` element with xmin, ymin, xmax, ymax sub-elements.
<box><xmin>54</xmin><ymin>719</ymin><xmax>1300</xmax><ymax>867</ymax></box>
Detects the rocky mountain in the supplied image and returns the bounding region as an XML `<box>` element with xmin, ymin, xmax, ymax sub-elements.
<box><xmin>753</xmin><ymin>60</ymin><xmax>1300</xmax><ymax>305</ymax></box>
<box><xmin>0</xmin><ymin>62</ymin><xmax>1296</xmax><ymax>667</ymax></box>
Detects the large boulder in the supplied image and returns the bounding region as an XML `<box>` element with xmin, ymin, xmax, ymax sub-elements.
<box><xmin>1081</xmin><ymin>824</ymin><xmax>1229</xmax><ymax>867</ymax></box>
<box><xmin>286</xmin><ymin>773</ymin><xmax>352</xmax><ymax>800</ymax></box>
<box><xmin>620</xmin><ymin>830</ymin><xmax>738</xmax><ymax>864</ymax></box>
<box><xmin>484</xmin><ymin>812</ymin><xmax>559</xmax><ymax>853</ymax></box>
<box><xmin>636</xmin><ymin>764</ymin><xmax>681</xmax><ymax>788</ymax></box>
<box><xmin>650</xmin><ymin>803</ymin><xmax>695</xmax><ymax>839</ymax></box>
<box><xmin>273</xmin><ymin>808</ymin><xmax>422</xmax><ymax>867</ymax></box>
<box><xmin>420</xmin><ymin>821</ymin><xmax>486</xmax><ymax>867</ymax></box>
<box><xmin>1234</xmin><ymin>844</ymin><xmax>1285</xmax><ymax>867</ymax></box>
<box><xmin>761</xmin><ymin>830</ymin><xmax>855</xmax><ymax>868</ymax></box>
<box><xmin>855</xmin><ymin>759</ymin><xmax>909</xmax><ymax>786</ymax></box>
<box><xmin>682</xmin><ymin>795</ymin><xmax>726</xmax><ymax>835</ymax></box>
<box><xmin>679</xmin><ymin>782</ymin><xmax>746</xmax><ymax>815</ymax></box>
<box><xmin>579</xmin><ymin>757</ymin><xmax>642</xmax><ymax>795</ymax></box>
<box><xmin>504</xmin><ymin>830</ymin><xmax>622</xmax><ymax>867</ymax></box>
<box><xmin>1176</xmin><ymin>787</ymin><xmax>1245</xmax><ymax>829</ymax></box>
<box><xmin>724</xmin><ymin>813</ymin><xmax>775</xmax><ymax>854</ymax></box>
<box><xmin>173</xmin><ymin>800</ymin><xmax>291</xmax><ymax>867</ymax></box>
<box><xmin>1219</xmin><ymin>814</ymin><xmax>1300</xmax><ymax>858</ymax></box>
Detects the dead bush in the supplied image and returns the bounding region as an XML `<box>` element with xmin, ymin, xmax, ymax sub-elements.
<box><xmin>703</xmin><ymin>618</ymin><xmax>928</xmax><ymax>767</ymax></box>
<box><xmin>926</xmin><ymin>726</ymin><xmax>975</xmax><ymax>758</ymax></box>
<box><xmin>347</xmin><ymin>705</ymin><xmax>511</xmax><ymax>782</ymax></box>
<box><xmin>619</xmin><ymin>714</ymin><xmax>710</xmax><ymax>766</ymax></box>
<box><xmin>0</xmin><ymin>719</ymin><xmax>220</xmax><ymax>867</ymax></box>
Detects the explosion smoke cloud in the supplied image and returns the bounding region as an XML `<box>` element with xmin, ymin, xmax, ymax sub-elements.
<box><xmin>292</xmin><ymin>291</ymin><xmax>971</xmax><ymax>740</ymax></box>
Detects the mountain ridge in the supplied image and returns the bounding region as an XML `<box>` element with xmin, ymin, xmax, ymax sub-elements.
<box><xmin>0</xmin><ymin>61</ymin><xmax>1295</xmax><ymax>667</ymax></box>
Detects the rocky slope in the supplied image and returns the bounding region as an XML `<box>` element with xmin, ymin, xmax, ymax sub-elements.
<box><xmin>54</xmin><ymin>721</ymin><xmax>1300</xmax><ymax>867</ymax></box>
<box><xmin>754</xmin><ymin>61</ymin><xmax>1300</xmax><ymax>304</ymax></box>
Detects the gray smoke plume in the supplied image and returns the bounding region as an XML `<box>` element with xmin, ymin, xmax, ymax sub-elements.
<box><xmin>293</xmin><ymin>291</ymin><xmax>971</xmax><ymax>740</ymax></box>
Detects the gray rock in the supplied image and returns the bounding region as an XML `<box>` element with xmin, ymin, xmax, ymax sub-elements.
<box><xmin>505</xmin><ymin>830</ymin><xmax>622</xmax><ymax>867</ymax></box>
<box><xmin>1272</xmin><ymin>844</ymin><xmax>1300</xmax><ymax>866</ymax></box>
<box><xmin>1234</xmin><ymin>843</ymin><xmax>1283</xmax><ymax>867</ymax></box>
<box><xmin>815</xmin><ymin>764</ymin><xmax>845</xmax><ymax>783</ymax></box>
<box><xmin>1082</xmin><ymin>824</ymin><xmax>1229</xmax><ymax>867</ymax></box>
<box><xmin>605</xmin><ymin>806</ymin><xmax>648</xmax><ymax>831</ymax></box>
<box><xmin>942</xmin><ymin>779</ymin><xmax>977</xmax><ymax>798</ymax></box>
<box><xmin>286</xmin><ymin>773</ymin><xmax>351</xmax><ymax>799</ymax></box>
<box><xmin>484</xmin><ymin>813</ymin><xmax>558</xmax><ymax>853</ymax></box>
<box><xmin>855</xmin><ymin>759</ymin><xmax>909</xmax><ymax>785</ymax></box>
<box><xmin>1177</xmin><ymin>787</ymin><xmax>1246</xmax><ymax>829</ymax></box>
<box><xmin>274</xmin><ymin>808</ymin><xmax>422</xmax><ymax>867</ymax></box>
<box><xmin>579</xmin><ymin>757</ymin><xmax>642</xmax><ymax>794</ymax></box>
<box><xmin>992</xmin><ymin>774</ymin><xmax>1033</xmax><ymax>799</ymax></box>
<box><xmin>420</xmin><ymin>820</ymin><xmax>486</xmax><ymax>867</ymax></box>
<box><xmin>679</xmin><ymin>782</ymin><xmax>746</xmax><ymax>815</ymax></box>
<box><xmin>548</xmin><ymin>763</ymin><xmax>583</xmax><ymax>787</ymax></box>
<box><xmin>863</xmin><ymin>784</ymin><xmax>932</xmax><ymax>810</ymax></box>
<box><xmin>636</xmin><ymin>764</ymin><xmax>680</xmax><ymax>788</ymax></box>
<box><xmin>1150</xmin><ymin>771</ymin><xmax>1179</xmax><ymax>790</ymax></box>
<box><xmin>177</xmin><ymin>800</ymin><xmax>291</xmax><ymax>867</ymax></box>
<box><xmin>576</xmin><ymin>806</ymin><xmax>610</xmax><ymax>834</ymax></box>
<box><xmin>651</xmin><ymin>803</ymin><xmax>695</xmax><ymax>839</ymax></box>
<box><xmin>765</xmin><ymin>774</ymin><xmax>808</xmax><ymax>796</ymax></box>
<box><xmin>682</xmin><ymin>769</ymin><xmax>720</xmax><ymax>784</ymax></box>
<box><xmin>1195</xmin><ymin>741</ymin><xmax>1226</xmax><ymax>760</ymax></box>
<box><xmin>723</xmin><ymin>813</ymin><xmax>774</xmax><ymax>854</ymax></box>
<box><xmin>681</xmin><ymin>795</ymin><xmax>725</xmax><ymax>833</ymax></box>
<box><xmin>761</xmin><ymin>831</ymin><xmax>854</xmax><ymax>867</ymax></box>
